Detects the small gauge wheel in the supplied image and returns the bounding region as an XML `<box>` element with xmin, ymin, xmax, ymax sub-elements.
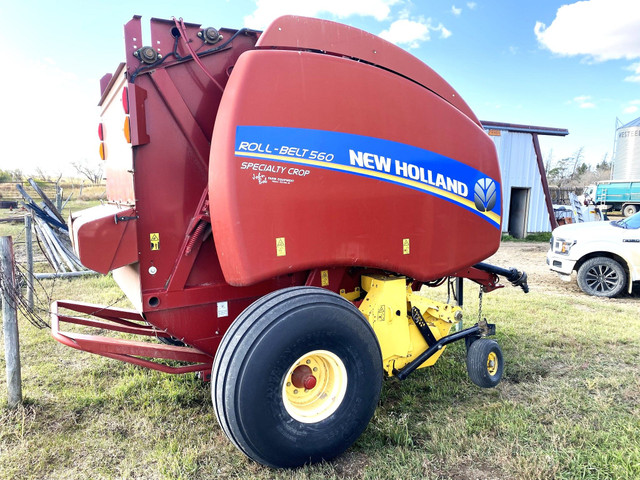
<box><xmin>466</xmin><ymin>339</ymin><xmax>504</xmax><ymax>388</ymax></box>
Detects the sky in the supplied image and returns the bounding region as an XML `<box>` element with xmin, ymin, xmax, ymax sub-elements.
<box><xmin>0</xmin><ymin>0</ymin><xmax>639</xmax><ymax>176</ymax></box>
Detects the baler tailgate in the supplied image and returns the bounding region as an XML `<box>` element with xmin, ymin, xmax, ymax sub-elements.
<box><xmin>51</xmin><ymin>301</ymin><xmax>212</xmax><ymax>374</ymax></box>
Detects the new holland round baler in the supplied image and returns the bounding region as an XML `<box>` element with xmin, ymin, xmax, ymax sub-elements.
<box><xmin>52</xmin><ymin>15</ymin><xmax>528</xmax><ymax>468</ymax></box>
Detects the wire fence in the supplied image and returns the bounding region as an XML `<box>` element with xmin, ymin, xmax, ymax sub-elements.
<box><xmin>548</xmin><ymin>186</ymin><xmax>583</xmax><ymax>205</ymax></box>
<box><xmin>0</xmin><ymin>181</ymin><xmax>60</xmax><ymax>205</ymax></box>
<box><xmin>0</xmin><ymin>221</ymin><xmax>128</xmax><ymax>331</ymax></box>
<box><xmin>0</xmin><ymin>181</ymin><xmax>123</xmax><ymax>332</ymax></box>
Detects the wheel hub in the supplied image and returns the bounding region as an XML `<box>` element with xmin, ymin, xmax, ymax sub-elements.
<box><xmin>291</xmin><ymin>365</ymin><xmax>317</xmax><ymax>390</ymax></box>
<box><xmin>282</xmin><ymin>350</ymin><xmax>348</xmax><ymax>423</ymax></box>
<box><xmin>586</xmin><ymin>265</ymin><xmax>617</xmax><ymax>292</ymax></box>
<box><xmin>487</xmin><ymin>351</ymin><xmax>499</xmax><ymax>376</ymax></box>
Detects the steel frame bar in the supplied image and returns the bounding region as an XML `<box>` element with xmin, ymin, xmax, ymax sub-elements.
<box><xmin>394</xmin><ymin>322</ymin><xmax>495</xmax><ymax>380</ymax></box>
<box><xmin>51</xmin><ymin>301</ymin><xmax>213</xmax><ymax>374</ymax></box>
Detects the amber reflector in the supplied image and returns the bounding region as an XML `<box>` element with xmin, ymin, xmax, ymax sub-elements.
<box><xmin>99</xmin><ymin>142</ymin><xmax>106</xmax><ymax>160</ymax></box>
<box><xmin>124</xmin><ymin>116</ymin><xmax>131</xmax><ymax>143</ymax></box>
<box><xmin>122</xmin><ymin>87</ymin><xmax>129</xmax><ymax>114</ymax></box>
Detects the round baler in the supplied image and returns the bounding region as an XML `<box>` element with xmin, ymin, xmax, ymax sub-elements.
<box><xmin>52</xmin><ymin>15</ymin><xmax>527</xmax><ymax>468</ymax></box>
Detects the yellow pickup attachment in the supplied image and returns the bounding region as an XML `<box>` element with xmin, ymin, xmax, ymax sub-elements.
<box><xmin>359</xmin><ymin>274</ymin><xmax>462</xmax><ymax>376</ymax></box>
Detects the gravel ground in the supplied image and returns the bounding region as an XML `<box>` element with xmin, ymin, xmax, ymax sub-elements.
<box><xmin>487</xmin><ymin>240</ymin><xmax>640</xmax><ymax>303</ymax></box>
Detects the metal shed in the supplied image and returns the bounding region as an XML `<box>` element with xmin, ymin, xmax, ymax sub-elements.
<box><xmin>481</xmin><ymin>121</ymin><xmax>569</xmax><ymax>237</ymax></box>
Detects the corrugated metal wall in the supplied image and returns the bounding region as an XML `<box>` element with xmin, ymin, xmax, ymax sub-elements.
<box><xmin>488</xmin><ymin>130</ymin><xmax>551</xmax><ymax>233</ymax></box>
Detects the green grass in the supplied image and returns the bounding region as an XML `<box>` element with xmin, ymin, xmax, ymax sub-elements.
<box><xmin>501</xmin><ymin>232</ymin><xmax>552</xmax><ymax>242</ymax></box>
<box><xmin>1</xmin><ymin>236</ymin><xmax>639</xmax><ymax>479</ymax></box>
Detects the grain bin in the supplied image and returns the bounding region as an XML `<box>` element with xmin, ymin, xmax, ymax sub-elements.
<box><xmin>612</xmin><ymin>117</ymin><xmax>640</xmax><ymax>180</ymax></box>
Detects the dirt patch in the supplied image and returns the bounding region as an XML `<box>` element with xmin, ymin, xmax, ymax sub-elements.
<box><xmin>333</xmin><ymin>451</ymin><xmax>370</xmax><ymax>479</ymax></box>
<box><xmin>487</xmin><ymin>242</ymin><xmax>555</xmax><ymax>294</ymax></box>
<box><xmin>486</xmin><ymin>241</ymin><xmax>640</xmax><ymax>303</ymax></box>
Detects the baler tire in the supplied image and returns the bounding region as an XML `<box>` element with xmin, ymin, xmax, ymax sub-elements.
<box><xmin>576</xmin><ymin>257</ymin><xmax>626</xmax><ymax>298</ymax></box>
<box><xmin>211</xmin><ymin>287</ymin><xmax>382</xmax><ymax>468</ymax></box>
<box><xmin>466</xmin><ymin>339</ymin><xmax>503</xmax><ymax>388</ymax></box>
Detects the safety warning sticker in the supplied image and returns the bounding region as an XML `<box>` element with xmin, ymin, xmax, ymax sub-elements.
<box><xmin>150</xmin><ymin>233</ymin><xmax>160</xmax><ymax>251</ymax></box>
<box><xmin>403</xmin><ymin>239</ymin><xmax>410</xmax><ymax>255</ymax></box>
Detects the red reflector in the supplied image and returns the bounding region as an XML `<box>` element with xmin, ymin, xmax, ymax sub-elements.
<box><xmin>98</xmin><ymin>123</ymin><xmax>104</xmax><ymax>141</ymax></box>
<box><xmin>122</xmin><ymin>87</ymin><xmax>129</xmax><ymax>114</ymax></box>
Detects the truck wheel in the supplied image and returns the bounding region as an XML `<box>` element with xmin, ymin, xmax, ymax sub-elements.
<box><xmin>623</xmin><ymin>204</ymin><xmax>637</xmax><ymax>217</ymax></box>
<box><xmin>212</xmin><ymin>287</ymin><xmax>382</xmax><ymax>468</ymax></box>
<box><xmin>466</xmin><ymin>339</ymin><xmax>503</xmax><ymax>388</ymax></box>
<box><xmin>577</xmin><ymin>257</ymin><xmax>626</xmax><ymax>297</ymax></box>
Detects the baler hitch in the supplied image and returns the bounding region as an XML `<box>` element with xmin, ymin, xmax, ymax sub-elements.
<box><xmin>474</xmin><ymin>262</ymin><xmax>529</xmax><ymax>293</ymax></box>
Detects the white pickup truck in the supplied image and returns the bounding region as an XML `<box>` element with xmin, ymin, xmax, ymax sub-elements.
<box><xmin>547</xmin><ymin>213</ymin><xmax>640</xmax><ymax>297</ymax></box>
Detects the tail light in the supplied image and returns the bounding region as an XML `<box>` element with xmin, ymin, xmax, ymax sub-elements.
<box><xmin>122</xmin><ymin>86</ymin><xmax>131</xmax><ymax>144</ymax></box>
<box><xmin>98</xmin><ymin>123</ymin><xmax>106</xmax><ymax>160</ymax></box>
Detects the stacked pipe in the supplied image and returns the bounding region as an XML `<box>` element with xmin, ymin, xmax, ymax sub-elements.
<box><xmin>16</xmin><ymin>180</ymin><xmax>92</xmax><ymax>277</ymax></box>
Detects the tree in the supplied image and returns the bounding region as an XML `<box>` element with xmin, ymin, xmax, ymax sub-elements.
<box><xmin>569</xmin><ymin>147</ymin><xmax>584</xmax><ymax>177</ymax></box>
<box><xmin>595</xmin><ymin>153</ymin><xmax>611</xmax><ymax>179</ymax></box>
<box><xmin>34</xmin><ymin>167</ymin><xmax>55</xmax><ymax>182</ymax></box>
<box><xmin>575</xmin><ymin>162</ymin><xmax>589</xmax><ymax>176</ymax></box>
<box><xmin>546</xmin><ymin>148</ymin><xmax>613</xmax><ymax>190</ymax></box>
<box><xmin>0</xmin><ymin>169</ymin><xmax>23</xmax><ymax>182</ymax></box>
<box><xmin>72</xmin><ymin>159</ymin><xmax>104</xmax><ymax>184</ymax></box>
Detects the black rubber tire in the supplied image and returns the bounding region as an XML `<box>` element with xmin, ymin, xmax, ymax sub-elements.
<box><xmin>157</xmin><ymin>336</ymin><xmax>185</xmax><ymax>347</ymax></box>
<box><xmin>212</xmin><ymin>287</ymin><xmax>382</xmax><ymax>468</ymax></box>
<box><xmin>466</xmin><ymin>339</ymin><xmax>504</xmax><ymax>388</ymax></box>
<box><xmin>623</xmin><ymin>204</ymin><xmax>637</xmax><ymax>217</ymax></box>
<box><xmin>577</xmin><ymin>256</ymin><xmax>626</xmax><ymax>298</ymax></box>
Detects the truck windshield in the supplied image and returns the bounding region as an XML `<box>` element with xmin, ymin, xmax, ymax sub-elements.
<box><xmin>616</xmin><ymin>212</ymin><xmax>640</xmax><ymax>229</ymax></box>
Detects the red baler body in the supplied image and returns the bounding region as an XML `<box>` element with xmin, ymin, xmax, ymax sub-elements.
<box><xmin>58</xmin><ymin>15</ymin><xmax>501</xmax><ymax>368</ymax></box>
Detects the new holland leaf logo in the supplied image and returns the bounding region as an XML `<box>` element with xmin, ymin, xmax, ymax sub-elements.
<box><xmin>474</xmin><ymin>178</ymin><xmax>497</xmax><ymax>212</ymax></box>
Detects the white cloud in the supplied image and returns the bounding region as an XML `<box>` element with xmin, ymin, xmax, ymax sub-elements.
<box><xmin>623</xmin><ymin>99</ymin><xmax>640</xmax><ymax>114</ymax></box>
<box><xmin>573</xmin><ymin>95</ymin><xmax>596</xmax><ymax>109</ymax></box>
<box><xmin>244</xmin><ymin>0</ymin><xmax>400</xmax><ymax>29</ymax></box>
<box><xmin>379</xmin><ymin>18</ymin><xmax>430</xmax><ymax>48</ymax></box>
<box><xmin>379</xmin><ymin>18</ymin><xmax>451</xmax><ymax>48</ymax></box>
<box><xmin>625</xmin><ymin>62</ymin><xmax>640</xmax><ymax>82</ymax></box>
<box><xmin>451</xmin><ymin>5</ymin><xmax>462</xmax><ymax>16</ymax></box>
<box><xmin>439</xmin><ymin>25</ymin><xmax>452</xmax><ymax>39</ymax></box>
<box><xmin>534</xmin><ymin>0</ymin><xmax>640</xmax><ymax>61</ymax></box>
<box><xmin>467</xmin><ymin>2</ymin><xmax>477</xmax><ymax>9</ymax></box>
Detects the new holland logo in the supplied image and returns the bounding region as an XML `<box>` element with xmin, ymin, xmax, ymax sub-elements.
<box><xmin>474</xmin><ymin>178</ymin><xmax>497</xmax><ymax>212</ymax></box>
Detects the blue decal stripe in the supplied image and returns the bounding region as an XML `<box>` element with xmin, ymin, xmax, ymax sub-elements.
<box><xmin>235</xmin><ymin>150</ymin><xmax>501</xmax><ymax>227</ymax></box>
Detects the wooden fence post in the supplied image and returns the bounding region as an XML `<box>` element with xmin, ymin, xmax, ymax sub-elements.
<box><xmin>25</xmin><ymin>216</ymin><xmax>34</xmax><ymax>311</ymax></box>
<box><xmin>1</xmin><ymin>236</ymin><xmax>22</xmax><ymax>407</ymax></box>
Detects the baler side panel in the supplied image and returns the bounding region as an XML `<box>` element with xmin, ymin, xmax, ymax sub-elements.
<box><xmin>210</xmin><ymin>50</ymin><xmax>502</xmax><ymax>287</ymax></box>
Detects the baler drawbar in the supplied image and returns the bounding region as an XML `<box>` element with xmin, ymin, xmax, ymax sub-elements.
<box><xmin>53</xmin><ymin>15</ymin><xmax>528</xmax><ymax>468</ymax></box>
